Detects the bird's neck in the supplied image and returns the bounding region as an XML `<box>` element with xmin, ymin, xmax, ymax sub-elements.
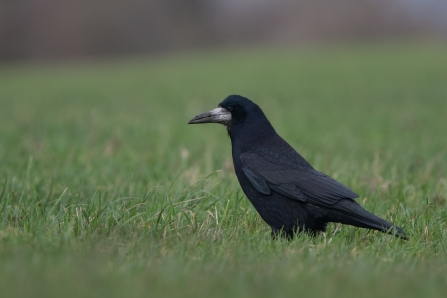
<box><xmin>229</xmin><ymin>116</ymin><xmax>277</xmax><ymax>152</ymax></box>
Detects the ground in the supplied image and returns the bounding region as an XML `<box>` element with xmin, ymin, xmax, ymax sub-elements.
<box><xmin>0</xmin><ymin>42</ymin><xmax>446</xmax><ymax>297</ymax></box>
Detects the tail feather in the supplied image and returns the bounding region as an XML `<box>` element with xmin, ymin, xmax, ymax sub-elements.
<box><xmin>331</xmin><ymin>199</ymin><xmax>408</xmax><ymax>240</ymax></box>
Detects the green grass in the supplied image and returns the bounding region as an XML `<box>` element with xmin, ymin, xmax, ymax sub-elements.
<box><xmin>1</xmin><ymin>42</ymin><xmax>447</xmax><ymax>297</ymax></box>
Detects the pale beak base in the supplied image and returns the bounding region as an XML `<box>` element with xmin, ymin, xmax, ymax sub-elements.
<box><xmin>188</xmin><ymin>107</ymin><xmax>232</xmax><ymax>126</ymax></box>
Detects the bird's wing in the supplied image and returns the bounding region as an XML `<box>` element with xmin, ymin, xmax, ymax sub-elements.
<box><xmin>240</xmin><ymin>147</ymin><xmax>359</xmax><ymax>207</ymax></box>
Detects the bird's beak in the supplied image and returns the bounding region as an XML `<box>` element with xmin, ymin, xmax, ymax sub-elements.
<box><xmin>188</xmin><ymin>107</ymin><xmax>232</xmax><ymax>125</ymax></box>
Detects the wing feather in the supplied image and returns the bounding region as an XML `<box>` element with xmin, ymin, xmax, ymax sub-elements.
<box><xmin>240</xmin><ymin>147</ymin><xmax>358</xmax><ymax>207</ymax></box>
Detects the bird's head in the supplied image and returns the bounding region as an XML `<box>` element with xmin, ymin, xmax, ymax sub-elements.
<box><xmin>188</xmin><ymin>95</ymin><xmax>275</xmax><ymax>142</ymax></box>
<box><xmin>188</xmin><ymin>95</ymin><xmax>260</xmax><ymax>126</ymax></box>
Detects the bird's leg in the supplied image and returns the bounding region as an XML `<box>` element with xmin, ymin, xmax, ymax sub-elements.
<box><xmin>271</xmin><ymin>227</ymin><xmax>293</xmax><ymax>240</ymax></box>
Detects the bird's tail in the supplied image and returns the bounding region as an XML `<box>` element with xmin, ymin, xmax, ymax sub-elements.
<box><xmin>331</xmin><ymin>199</ymin><xmax>408</xmax><ymax>240</ymax></box>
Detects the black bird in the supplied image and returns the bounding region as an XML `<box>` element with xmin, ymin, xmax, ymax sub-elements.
<box><xmin>188</xmin><ymin>95</ymin><xmax>407</xmax><ymax>239</ymax></box>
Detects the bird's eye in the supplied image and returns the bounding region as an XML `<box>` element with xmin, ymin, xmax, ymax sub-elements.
<box><xmin>227</xmin><ymin>107</ymin><xmax>233</xmax><ymax>112</ymax></box>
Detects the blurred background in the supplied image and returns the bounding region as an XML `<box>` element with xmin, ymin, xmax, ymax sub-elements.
<box><xmin>1</xmin><ymin>0</ymin><xmax>446</xmax><ymax>61</ymax></box>
<box><xmin>1</xmin><ymin>3</ymin><xmax>447</xmax><ymax>297</ymax></box>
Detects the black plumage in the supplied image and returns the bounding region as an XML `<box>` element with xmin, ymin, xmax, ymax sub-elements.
<box><xmin>188</xmin><ymin>95</ymin><xmax>407</xmax><ymax>239</ymax></box>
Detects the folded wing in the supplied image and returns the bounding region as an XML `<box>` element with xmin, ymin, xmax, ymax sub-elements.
<box><xmin>240</xmin><ymin>147</ymin><xmax>358</xmax><ymax>208</ymax></box>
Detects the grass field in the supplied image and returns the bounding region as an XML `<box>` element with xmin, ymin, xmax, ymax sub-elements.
<box><xmin>0</xmin><ymin>42</ymin><xmax>447</xmax><ymax>297</ymax></box>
